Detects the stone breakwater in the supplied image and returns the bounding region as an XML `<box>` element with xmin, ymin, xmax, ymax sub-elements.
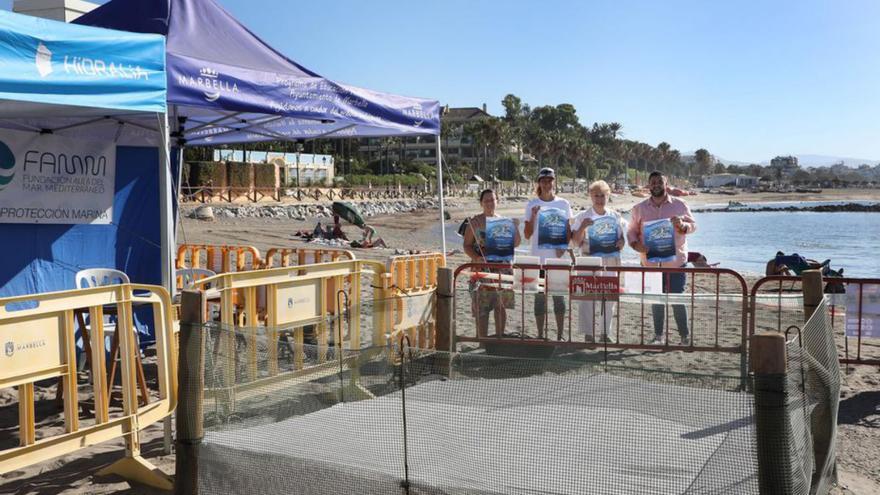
<box><xmin>693</xmin><ymin>202</ymin><xmax>880</xmax><ymax>213</ymax></box>
<box><xmin>183</xmin><ymin>199</ymin><xmax>452</xmax><ymax>221</ymax></box>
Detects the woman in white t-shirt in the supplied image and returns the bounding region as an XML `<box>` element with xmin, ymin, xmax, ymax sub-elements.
<box><xmin>523</xmin><ymin>167</ymin><xmax>571</xmax><ymax>340</ymax></box>
<box><xmin>571</xmin><ymin>180</ymin><xmax>627</xmax><ymax>342</ymax></box>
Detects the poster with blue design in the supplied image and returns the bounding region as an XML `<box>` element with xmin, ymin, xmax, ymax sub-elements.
<box><xmin>643</xmin><ymin>218</ymin><xmax>676</xmax><ymax>263</ymax></box>
<box><xmin>587</xmin><ymin>215</ymin><xmax>621</xmax><ymax>257</ymax></box>
<box><xmin>537</xmin><ymin>207</ymin><xmax>568</xmax><ymax>250</ymax></box>
<box><xmin>485</xmin><ymin>217</ymin><xmax>515</xmax><ymax>262</ymax></box>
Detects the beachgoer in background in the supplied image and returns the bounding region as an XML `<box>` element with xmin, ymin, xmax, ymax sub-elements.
<box><xmin>463</xmin><ymin>189</ymin><xmax>521</xmax><ymax>337</ymax></box>
<box><xmin>523</xmin><ymin>167</ymin><xmax>571</xmax><ymax>340</ymax></box>
<box><xmin>572</xmin><ymin>180</ymin><xmax>626</xmax><ymax>342</ymax></box>
<box><xmin>688</xmin><ymin>252</ymin><xmax>715</xmax><ymax>268</ymax></box>
<box><xmin>627</xmin><ymin>170</ymin><xmax>697</xmax><ymax>346</ymax></box>
<box><xmin>770</xmin><ymin>251</ymin><xmax>831</xmax><ymax>276</ymax></box>
<box><xmin>332</xmin><ymin>214</ymin><xmax>348</xmax><ymax>241</ymax></box>
<box><xmin>351</xmin><ymin>224</ymin><xmax>386</xmax><ymax>248</ymax></box>
<box><xmin>312</xmin><ymin>222</ymin><xmax>324</xmax><ymax>239</ymax></box>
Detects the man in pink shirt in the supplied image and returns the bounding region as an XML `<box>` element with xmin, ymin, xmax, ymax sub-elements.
<box><xmin>626</xmin><ymin>171</ymin><xmax>697</xmax><ymax>345</ymax></box>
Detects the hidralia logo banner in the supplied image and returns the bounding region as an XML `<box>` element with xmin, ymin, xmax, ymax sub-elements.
<box><xmin>33</xmin><ymin>41</ymin><xmax>150</xmax><ymax>81</ymax></box>
<box><xmin>0</xmin><ymin>129</ymin><xmax>115</xmax><ymax>225</ymax></box>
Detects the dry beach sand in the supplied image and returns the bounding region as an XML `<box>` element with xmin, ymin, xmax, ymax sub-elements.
<box><xmin>2</xmin><ymin>188</ymin><xmax>879</xmax><ymax>494</ymax></box>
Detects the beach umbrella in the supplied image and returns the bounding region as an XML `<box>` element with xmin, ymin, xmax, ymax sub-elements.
<box><xmin>331</xmin><ymin>201</ymin><xmax>366</xmax><ymax>228</ymax></box>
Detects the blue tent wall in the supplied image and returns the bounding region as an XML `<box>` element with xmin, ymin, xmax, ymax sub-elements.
<box><xmin>0</xmin><ymin>146</ymin><xmax>164</xmax><ymax>341</ymax></box>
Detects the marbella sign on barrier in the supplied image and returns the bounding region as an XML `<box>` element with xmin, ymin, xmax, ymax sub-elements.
<box><xmin>0</xmin><ymin>128</ymin><xmax>115</xmax><ymax>224</ymax></box>
<box><xmin>846</xmin><ymin>284</ymin><xmax>880</xmax><ymax>338</ymax></box>
<box><xmin>570</xmin><ymin>275</ymin><xmax>620</xmax><ymax>301</ymax></box>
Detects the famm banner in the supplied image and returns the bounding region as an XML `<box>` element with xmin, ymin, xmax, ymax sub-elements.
<box><xmin>0</xmin><ymin>128</ymin><xmax>115</xmax><ymax>224</ymax></box>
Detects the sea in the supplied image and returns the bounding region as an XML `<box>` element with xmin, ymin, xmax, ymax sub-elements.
<box><xmin>441</xmin><ymin>201</ymin><xmax>880</xmax><ymax>278</ymax></box>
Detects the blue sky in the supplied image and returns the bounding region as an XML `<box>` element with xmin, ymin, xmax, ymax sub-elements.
<box><xmin>3</xmin><ymin>0</ymin><xmax>879</xmax><ymax>163</ymax></box>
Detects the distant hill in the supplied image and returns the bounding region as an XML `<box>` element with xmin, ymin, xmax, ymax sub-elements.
<box><xmin>785</xmin><ymin>155</ymin><xmax>879</xmax><ymax>168</ymax></box>
<box><xmin>713</xmin><ymin>154</ymin><xmax>879</xmax><ymax>168</ymax></box>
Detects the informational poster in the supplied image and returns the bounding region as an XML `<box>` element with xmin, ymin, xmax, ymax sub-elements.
<box><xmin>845</xmin><ymin>284</ymin><xmax>880</xmax><ymax>338</ymax></box>
<box><xmin>0</xmin><ymin>128</ymin><xmax>115</xmax><ymax>224</ymax></box>
<box><xmin>537</xmin><ymin>207</ymin><xmax>568</xmax><ymax>250</ymax></box>
<box><xmin>484</xmin><ymin>217</ymin><xmax>515</xmax><ymax>263</ymax></box>
<box><xmin>643</xmin><ymin>218</ymin><xmax>675</xmax><ymax>263</ymax></box>
<box><xmin>588</xmin><ymin>215</ymin><xmax>621</xmax><ymax>257</ymax></box>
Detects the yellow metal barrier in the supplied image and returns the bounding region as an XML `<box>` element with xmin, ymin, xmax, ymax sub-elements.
<box><xmin>175</xmin><ymin>244</ymin><xmax>263</xmax><ymax>273</ymax></box>
<box><xmin>387</xmin><ymin>253</ymin><xmax>445</xmax><ymax>294</ymax></box>
<box><xmin>0</xmin><ymin>284</ymin><xmax>177</xmax><ymax>489</ymax></box>
<box><xmin>194</xmin><ymin>260</ymin><xmax>391</xmax><ymax>400</ymax></box>
<box><xmin>263</xmin><ymin>247</ymin><xmax>354</xmax><ymax>268</ymax></box>
<box><xmin>263</xmin><ymin>247</ymin><xmax>356</xmax><ymax>320</ymax></box>
<box><xmin>385</xmin><ymin>253</ymin><xmax>444</xmax><ymax>348</ymax></box>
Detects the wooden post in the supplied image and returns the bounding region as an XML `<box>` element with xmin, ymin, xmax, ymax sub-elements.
<box><xmin>435</xmin><ymin>267</ymin><xmax>454</xmax><ymax>354</ymax></box>
<box><xmin>750</xmin><ymin>332</ymin><xmax>794</xmax><ymax>495</ymax></box>
<box><xmin>802</xmin><ymin>269</ymin><xmax>823</xmax><ymax>323</ymax></box>
<box><xmin>175</xmin><ymin>290</ymin><xmax>207</xmax><ymax>495</ymax></box>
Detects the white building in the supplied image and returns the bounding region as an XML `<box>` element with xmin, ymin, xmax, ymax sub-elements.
<box><xmin>212</xmin><ymin>150</ymin><xmax>335</xmax><ymax>186</ymax></box>
<box><xmin>703</xmin><ymin>174</ymin><xmax>759</xmax><ymax>188</ymax></box>
<box><xmin>13</xmin><ymin>0</ymin><xmax>97</xmax><ymax>22</ymax></box>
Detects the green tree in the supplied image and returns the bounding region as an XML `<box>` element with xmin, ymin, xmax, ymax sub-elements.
<box><xmin>694</xmin><ymin>148</ymin><xmax>713</xmax><ymax>177</ymax></box>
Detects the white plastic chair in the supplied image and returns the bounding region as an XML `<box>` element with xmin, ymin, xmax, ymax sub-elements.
<box><xmin>75</xmin><ymin>268</ymin><xmax>130</xmax><ymax>288</ymax></box>
<box><xmin>70</xmin><ymin>268</ymin><xmax>149</xmax><ymax>408</ymax></box>
<box><xmin>176</xmin><ymin>267</ymin><xmax>216</xmax><ymax>290</ymax></box>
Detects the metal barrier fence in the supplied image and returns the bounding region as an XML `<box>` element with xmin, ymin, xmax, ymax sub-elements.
<box><xmin>176</xmin><ymin>244</ymin><xmax>263</xmax><ymax>273</ymax></box>
<box><xmin>0</xmin><ymin>284</ymin><xmax>177</xmax><ymax>489</ymax></box>
<box><xmin>751</xmin><ymin>275</ymin><xmax>880</xmax><ymax>366</ymax></box>
<box><xmin>452</xmin><ymin>262</ymin><xmax>751</xmax><ymax>380</ymax></box>
<box><xmin>385</xmin><ymin>254</ymin><xmax>445</xmax><ymax>351</ymax></box>
<box><xmin>192</xmin><ymin>260</ymin><xmax>391</xmax><ymax>394</ymax></box>
<box><xmin>263</xmin><ymin>247</ymin><xmax>355</xmax><ymax>268</ymax></box>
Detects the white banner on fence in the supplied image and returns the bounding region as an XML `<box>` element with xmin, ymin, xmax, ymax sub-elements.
<box><xmin>0</xmin><ymin>128</ymin><xmax>115</xmax><ymax>224</ymax></box>
<box><xmin>846</xmin><ymin>284</ymin><xmax>880</xmax><ymax>338</ymax></box>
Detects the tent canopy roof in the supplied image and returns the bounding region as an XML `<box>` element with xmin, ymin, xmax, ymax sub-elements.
<box><xmin>0</xmin><ymin>11</ymin><xmax>167</xmax><ymax>145</ymax></box>
<box><xmin>76</xmin><ymin>0</ymin><xmax>440</xmax><ymax>144</ymax></box>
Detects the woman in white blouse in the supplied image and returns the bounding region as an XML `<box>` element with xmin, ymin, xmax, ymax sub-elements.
<box><xmin>571</xmin><ymin>180</ymin><xmax>627</xmax><ymax>342</ymax></box>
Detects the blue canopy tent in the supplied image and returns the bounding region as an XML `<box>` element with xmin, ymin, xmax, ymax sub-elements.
<box><xmin>0</xmin><ymin>11</ymin><xmax>173</xmax><ymax>319</ymax></box>
<box><xmin>76</xmin><ymin>0</ymin><xmax>450</xmax><ymax>253</ymax></box>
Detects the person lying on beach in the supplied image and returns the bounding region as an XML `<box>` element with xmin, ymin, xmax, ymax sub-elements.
<box><xmin>331</xmin><ymin>214</ymin><xmax>349</xmax><ymax>241</ymax></box>
<box><xmin>350</xmin><ymin>224</ymin><xmax>387</xmax><ymax>248</ymax></box>
<box><xmin>769</xmin><ymin>251</ymin><xmax>831</xmax><ymax>276</ymax></box>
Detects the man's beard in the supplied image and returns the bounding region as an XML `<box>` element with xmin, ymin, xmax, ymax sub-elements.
<box><xmin>650</xmin><ymin>186</ymin><xmax>665</xmax><ymax>197</ymax></box>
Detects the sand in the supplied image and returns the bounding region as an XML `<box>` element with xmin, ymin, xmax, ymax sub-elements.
<box><xmin>2</xmin><ymin>188</ymin><xmax>879</xmax><ymax>494</ymax></box>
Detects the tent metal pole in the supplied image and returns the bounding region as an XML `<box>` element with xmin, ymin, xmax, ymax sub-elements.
<box><xmin>436</xmin><ymin>135</ymin><xmax>447</xmax><ymax>259</ymax></box>
<box><xmin>157</xmin><ymin>112</ymin><xmax>174</xmax><ymax>296</ymax></box>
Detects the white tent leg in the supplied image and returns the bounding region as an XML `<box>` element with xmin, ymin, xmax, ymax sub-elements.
<box><xmin>156</xmin><ymin>112</ymin><xmax>174</xmax><ymax>455</ymax></box>
<box><xmin>436</xmin><ymin>136</ymin><xmax>447</xmax><ymax>259</ymax></box>
<box><xmin>157</xmin><ymin>112</ymin><xmax>174</xmax><ymax>294</ymax></box>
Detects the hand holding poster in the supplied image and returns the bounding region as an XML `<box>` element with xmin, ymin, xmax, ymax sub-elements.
<box><xmin>643</xmin><ymin>218</ymin><xmax>676</xmax><ymax>263</ymax></box>
<box><xmin>537</xmin><ymin>207</ymin><xmax>568</xmax><ymax>250</ymax></box>
<box><xmin>588</xmin><ymin>215</ymin><xmax>621</xmax><ymax>257</ymax></box>
<box><xmin>485</xmin><ymin>217</ymin><xmax>515</xmax><ymax>262</ymax></box>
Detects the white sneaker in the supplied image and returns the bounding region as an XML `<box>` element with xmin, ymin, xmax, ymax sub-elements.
<box><xmin>649</xmin><ymin>335</ymin><xmax>664</xmax><ymax>345</ymax></box>
<box><xmin>680</xmin><ymin>335</ymin><xmax>691</xmax><ymax>346</ymax></box>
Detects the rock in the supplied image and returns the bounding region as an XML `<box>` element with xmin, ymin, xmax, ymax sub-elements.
<box><xmin>194</xmin><ymin>206</ymin><xmax>214</xmax><ymax>221</ymax></box>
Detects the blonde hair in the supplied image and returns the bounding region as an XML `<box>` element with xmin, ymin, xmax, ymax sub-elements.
<box><xmin>588</xmin><ymin>180</ymin><xmax>611</xmax><ymax>196</ymax></box>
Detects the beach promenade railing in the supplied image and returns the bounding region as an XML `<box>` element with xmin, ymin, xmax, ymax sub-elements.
<box><xmin>750</xmin><ymin>274</ymin><xmax>880</xmax><ymax>366</ymax></box>
<box><xmin>0</xmin><ymin>284</ymin><xmax>177</xmax><ymax>489</ymax></box>
<box><xmin>452</xmin><ymin>262</ymin><xmax>751</xmax><ymax>380</ymax></box>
